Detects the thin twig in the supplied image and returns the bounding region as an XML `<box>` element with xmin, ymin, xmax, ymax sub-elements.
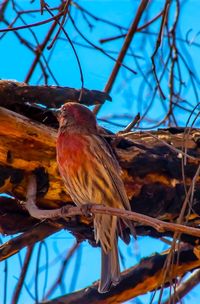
<box><xmin>25</xmin><ymin>175</ymin><xmax>200</xmax><ymax>240</ymax></box>
<box><xmin>0</xmin><ymin>10</ymin><xmax>65</xmax><ymax>33</ymax></box>
<box><xmin>118</xmin><ymin>113</ymin><xmax>140</xmax><ymax>134</ymax></box>
<box><xmin>100</xmin><ymin>10</ymin><xmax>163</xmax><ymax>44</ymax></box>
<box><xmin>93</xmin><ymin>0</ymin><xmax>149</xmax><ymax>115</ymax></box>
<box><xmin>151</xmin><ymin>0</ymin><xmax>170</xmax><ymax>100</ymax></box>
<box><xmin>162</xmin><ymin>269</ymin><xmax>200</xmax><ymax>304</ymax></box>
<box><xmin>11</xmin><ymin>245</ymin><xmax>34</xmax><ymax>304</ymax></box>
<box><xmin>44</xmin><ymin>242</ymin><xmax>79</xmax><ymax>299</ymax></box>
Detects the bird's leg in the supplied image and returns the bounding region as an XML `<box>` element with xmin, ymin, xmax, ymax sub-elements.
<box><xmin>60</xmin><ymin>204</ymin><xmax>74</xmax><ymax>218</ymax></box>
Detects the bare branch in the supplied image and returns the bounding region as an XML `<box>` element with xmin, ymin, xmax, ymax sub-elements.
<box><xmin>11</xmin><ymin>245</ymin><xmax>34</xmax><ymax>304</ymax></box>
<box><xmin>93</xmin><ymin>0</ymin><xmax>149</xmax><ymax>114</ymax></box>
<box><xmin>24</xmin><ymin>174</ymin><xmax>200</xmax><ymax>240</ymax></box>
<box><xmin>162</xmin><ymin>269</ymin><xmax>200</xmax><ymax>304</ymax></box>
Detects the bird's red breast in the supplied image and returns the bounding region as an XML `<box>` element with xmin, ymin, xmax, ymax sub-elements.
<box><xmin>57</xmin><ymin>131</ymin><xmax>89</xmax><ymax>171</ymax></box>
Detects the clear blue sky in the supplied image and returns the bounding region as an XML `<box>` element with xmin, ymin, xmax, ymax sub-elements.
<box><xmin>0</xmin><ymin>1</ymin><xmax>200</xmax><ymax>303</ymax></box>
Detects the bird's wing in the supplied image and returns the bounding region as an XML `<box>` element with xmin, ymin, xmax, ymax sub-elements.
<box><xmin>88</xmin><ymin>134</ymin><xmax>131</xmax><ymax>211</ymax></box>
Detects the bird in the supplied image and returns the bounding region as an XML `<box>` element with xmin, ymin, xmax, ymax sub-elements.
<box><xmin>56</xmin><ymin>102</ymin><xmax>134</xmax><ymax>293</ymax></box>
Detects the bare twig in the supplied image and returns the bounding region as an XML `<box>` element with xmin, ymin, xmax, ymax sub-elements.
<box><xmin>162</xmin><ymin>269</ymin><xmax>200</xmax><ymax>304</ymax></box>
<box><xmin>151</xmin><ymin>0</ymin><xmax>170</xmax><ymax>99</ymax></box>
<box><xmin>24</xmin><ymin>14</ymin><xmax>59</xmax><ymax>83</ymax></box>
<box><xmin>0</xmin><ymin>10</ymin><xmax>65</xmax><ymax>33</ymax></box>
<box><xmin>100</xmin><ymin>10</ymin><xmax>163</xmax><ymax>44</ymax></box>
<box><xmin>44</xmin><ymin>242</ymin><xmax>79</xmax><ymax>299</ymax></box>
<box><xmin>11</xmin><ymin>245</ymin><xmax>34</xmax><ymax>304</ymax></box>
<box><xmin>118</xmin><ymin>113</ymin><xmax>140</xmax><ymax>134</ymax></box>
<box><xmin>25</xmin><ymin>175</ymin><xmax>200</xmax><ymax>240</ymax></box>
<box><xmin>0</xmin><ymin>223</ymin><xmax>61</xmax><ymax>262</ymax></box>
<box><xmin>93</xmin><ymin>0</ymin><xmax>149</xmax><ymax>115</ymax></box>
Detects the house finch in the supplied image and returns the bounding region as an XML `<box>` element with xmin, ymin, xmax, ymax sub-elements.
<box><xmin>56</xmin><ymin>102</ymin><xmax>134</xmax><ymax>293</ymax></box>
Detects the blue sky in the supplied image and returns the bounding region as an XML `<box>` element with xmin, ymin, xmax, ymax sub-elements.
<box><xmin>1</xmin><ymin>1</ymin><xmax>200</xmax><ymax>303</ymax></box>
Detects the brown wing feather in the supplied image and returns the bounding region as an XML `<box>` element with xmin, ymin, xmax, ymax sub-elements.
<box><xmin>90</xmin><ymin>135</ymin><xmax>136</xmax><ymax>240</ymax></box>
<box><xmin>90</xmin><ymin>134</ymin><xmax>132</xmax><ymax>211</ymax></box>
<box><xmin>57</xmin><ymin>131</ymin><xmax>133</xmax><ymax>292</ymax></box>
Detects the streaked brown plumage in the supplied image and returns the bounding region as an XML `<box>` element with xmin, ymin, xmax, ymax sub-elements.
<box><xmin>56</xmin><ymin>102</ymin><xmax>134</xmax><ymax>292</ymax></box>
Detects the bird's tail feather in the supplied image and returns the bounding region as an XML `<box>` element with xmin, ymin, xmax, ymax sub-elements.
<box><xmin>98</xmin><ymin>236</ymin><xmax>120</xmax><ymax>293</ymax></box>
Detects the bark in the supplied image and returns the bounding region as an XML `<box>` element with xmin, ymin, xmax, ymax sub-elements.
<box><xmin>1</xmin><ymin>105</ymin><xmax>200</xmax><ymax>238</ymax></box>
<box><xmin>0</xmin><ymin>80</ymin><xmax>111</xmax><ymax>108</ymax></box>
<box><xmin>1</xmin><ymin>99</ymin><xmax>200</xmax><ymax>302</ymax></box>
<box><xmin>42</xmin><ymin>244</ymin><xmax>200</xmax><ymax>304</ymax></box>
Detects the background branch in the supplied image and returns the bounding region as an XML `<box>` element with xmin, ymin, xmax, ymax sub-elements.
<box><xmin>42</xmin><ymin>245</ymin><xmax>200</xmax><ymax>304</ymax></box>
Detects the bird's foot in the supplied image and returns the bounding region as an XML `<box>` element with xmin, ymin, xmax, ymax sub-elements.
<box><xmin>80</xmin><ymin>203</ymin><xmax>93</xmax><ymax>218</ymax></box>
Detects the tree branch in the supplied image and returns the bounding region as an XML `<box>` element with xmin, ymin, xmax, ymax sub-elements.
<box><xmin>0</xmin><ymin>80</ymin><xmax>111</xmax><ymax>109</ymax></box>
<box><xmin>24</xmin><ymin>174</ymin><xmax>200</xmax><ymax>240</ymax></box>
<box><xmin>162</xmin><ymin>269</ymin><xmax>200</xmax><ymax>304</ymax></box>
<box><xmin>41</xmin><ymin>245</ymin><xmax>200</xmax><ymax>304</ymax></box>
<box><xmin>1</xmin><ymin>106</ymin><xmax>200</xmax><ymax>241</ymax></box>
<box><xmin>93</xmin><ymin>0</ymin><xmax>149</xmax><ymax>114</ymax></box>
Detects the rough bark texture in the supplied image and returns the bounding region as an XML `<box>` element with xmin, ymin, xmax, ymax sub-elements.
<box><xmin>1</xmin><ymin>106</ymin><xmax>200</xmax><ymax>236</ymax></box>
<box><xmin>0</xmin><ymin>80</ymin><xmax>111</xmax><ymax>108</ymax></box>
<box><xmin>1</xmin><ymin>91</ymin><xmax>200</xmax><ymax>302</ymax></box>
<box><xmin>42</xmin><ymin>244</ymin><xmax>200</xmax><ymax>304</ymax></box>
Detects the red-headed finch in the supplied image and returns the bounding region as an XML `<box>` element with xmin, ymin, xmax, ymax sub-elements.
<box><xmin>56</xmin><ymin>102</ymin><xmax>134</xmax><ymax>293</ymax></box>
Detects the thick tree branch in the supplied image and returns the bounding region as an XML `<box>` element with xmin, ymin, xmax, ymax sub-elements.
<box><xmin>0</xmin><ymin>222</ymin><xmax>62</xmax><ymax>262</ymax></box>
<box><xmin>0</xmin><ymin>80</ymin><xmax>111</xmax><ymax>109</ymax></box>
<box><xmin>1</xmin><ymin>106</ymin><xmax>200</xmax><ymax>239</ymax></box>
<box><xmin>42</xmin><ymin>245</ymin><xmax>200</xmax><ymax>304</ymax></box>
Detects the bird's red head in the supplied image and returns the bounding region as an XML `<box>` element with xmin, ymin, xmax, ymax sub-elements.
<box><xmin>57</xmin><ymin>102</ymin><xmax>97</xmax><ymax>132</ymax></box>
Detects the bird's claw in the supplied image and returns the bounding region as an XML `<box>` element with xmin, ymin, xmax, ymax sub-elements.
<box><xmin>80</xmin><ymin>204</ymin><xmax>93</xmax><ymax>218</ymax></box>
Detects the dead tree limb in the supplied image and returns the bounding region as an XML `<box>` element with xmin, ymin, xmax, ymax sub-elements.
<box><xmin>0</xmin><ymin>80</ymin><xmax>111</xmax><ymax>108</ymax></box>
<box><xmin>41</xmin><ymin>244</ymin><xmax>200</xmax><ymax>304</ymax></box>
<box><xmin>1</xmin><ymin>106</ymin><xmax>200</xmax><ymax>239</ymax></box>
<box><xmin>0</xmin><ymin>221</ymin><xmax>62</xmax><ymax>262</ymax></box>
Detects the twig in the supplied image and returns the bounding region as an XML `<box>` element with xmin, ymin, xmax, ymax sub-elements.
<box><xmin>44</xmin><ymin>3</ymin><xmax>84</xmax><ymax>90</ymax></box>
<box><xmin>68</xmin><ymin>14</ymin><xmax>136</xmax><ymax>76</ymax></box>
<box><xmin>0</xmin><ymin>223</ymin><xmax>61</xmax><ymax>262</ymax></box>
<box><xmin>24</xmin><ymin>14</ymin><xmax>59</xmax><ymax>83</ymax></box>
<box><xmin>25</xmin><ymin>175</ymin><xmax>200</xmax><ymax>240</ymax></box>
<box><xmin>162</xmin><ymin>269</ymin><xmax>200</xmax><ymax>304</ymax></box>
<box><xmin>151</xmin><ymin>0</ymin><xmax>170</xmax><ymax>100</ymax></box>
<box><xmin>0</xmin><ymin>10</ymin><xmax>65</xmax><ymax>33</ymax></box>
<box><xmin>100</xmin><ymin>10</ymin><xmax>163</xmax><ymax>44</ymax></box>
<box><xmin>118</xmin><ymin>113</ymin><xmax>140</xmax><ymax>134</ymax></box>
<box><xmin>11</xmin><ymin>245</ymin><xmax>34</xmax><ymax>304</ymax></box>
<box><xmin>44</xmin><ymin>242</ymin><xmax>79</xmax><ymax>299</ymax></box>
<box><xmin>93</xmin><ymin>0</ymin><xmax>149</xmax><ymax>115</ymax></box>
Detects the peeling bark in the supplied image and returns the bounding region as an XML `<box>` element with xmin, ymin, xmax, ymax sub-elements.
<box><xmin>1</xmin><ymin>101</ymin><xmax>200</xmax><ymax>303</ymax></box>
<box><xmin>1</xmin><ymin>106</ymin><xmax>200</xmax><ymax>237</ymax></box>
<box><xmin>42</xmin><ymin>245</ymin><xmax>200</xmax><ymax>304</ymax></box>
<box><xmin>0</xmin><ymin>80</ymin><xmax>111</xmax><ymax>108</ymax></box>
